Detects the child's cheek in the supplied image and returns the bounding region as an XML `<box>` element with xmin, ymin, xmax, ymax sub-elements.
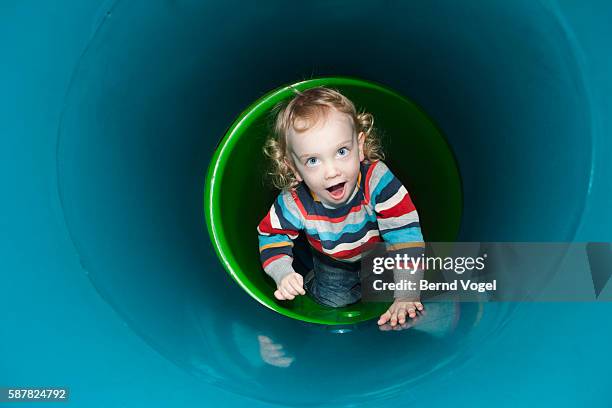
<box><xmin>301</xmin><ymin>166</ymin><xmax>317</xmax><ymax>182</ymax></box>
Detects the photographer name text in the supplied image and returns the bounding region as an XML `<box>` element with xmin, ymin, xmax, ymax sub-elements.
<box><xmin>373</xmin><ymin>279</ymin><xmax>497</xmax><ymax>293</ymax></box>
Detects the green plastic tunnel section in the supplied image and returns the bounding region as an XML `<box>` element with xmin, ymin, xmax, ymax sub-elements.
<box><xmin>205</xmin><ymin>77</ymin><xmax>462</xmax><ymax>325</ymax></box>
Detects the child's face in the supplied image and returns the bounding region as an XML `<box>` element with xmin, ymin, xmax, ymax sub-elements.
<box><xmin>287</xmin><ymin>108</ymin><xmax>365</xmax><ymax>207</ymax></box>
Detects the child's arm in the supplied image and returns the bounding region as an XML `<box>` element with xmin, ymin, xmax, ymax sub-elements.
<box><xmin>367</xmin><ymin>160</ymin><xmax>424</xmax><ymax>252</ymax></box>
<box><xmin>367</xmin><ymin>161</ymin><xmax>425</xmax><ymax>325</ymax></box>
<box><xmin>257</xmin><ymin>191</ymin><xmax>306</xmax><ymax>300</ymax></box>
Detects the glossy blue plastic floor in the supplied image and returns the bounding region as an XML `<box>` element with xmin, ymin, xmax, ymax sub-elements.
<box><xmin>2</xmin><ymin>1</ymin><xmax>612</xmax><ymax>406</ymax></box>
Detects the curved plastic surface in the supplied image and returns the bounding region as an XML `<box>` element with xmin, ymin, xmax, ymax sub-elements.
<box><xmin>3</xmin><ymin>1</ymin><xmax>612</xmax><ymax>407</ymax></box>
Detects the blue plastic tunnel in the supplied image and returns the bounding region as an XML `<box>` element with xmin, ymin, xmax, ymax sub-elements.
<box><xmin>3</xmin><ymin>1</ymin><xmax>612</xmax><ymax>406</ymax></box>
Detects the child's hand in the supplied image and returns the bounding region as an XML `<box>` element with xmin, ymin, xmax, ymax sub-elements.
<box><xmin>274</xmin><ymin>272</ymin><xmax>306</xmax><ymax>300</ymax></box>
<box><xmin>377</xmin><ymin>299</ymin><xmax>424</xmax><ymax>327</ymax></box>
<box><xmin>379</xmin><ymin>310</ymin><xmax>424</xmax><ymax>332</ymax></box>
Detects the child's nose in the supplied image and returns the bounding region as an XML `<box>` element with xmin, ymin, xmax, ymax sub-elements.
<box><xmin>324</xmin><ymin>163</ymin><xmax>341</xmax><ymax>179</ymax></box>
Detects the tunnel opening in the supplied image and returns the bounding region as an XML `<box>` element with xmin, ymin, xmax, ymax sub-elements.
<box><xmin>205</xmin><ymin>77</ymin><xmax>463</xmax><ymax>324</ymax></box>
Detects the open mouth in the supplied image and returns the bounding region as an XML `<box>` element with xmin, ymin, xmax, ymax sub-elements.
<box><xmin>326</xmin><ymin>182</ymin><xmax>346</xmax><ymax>199</ymax></box>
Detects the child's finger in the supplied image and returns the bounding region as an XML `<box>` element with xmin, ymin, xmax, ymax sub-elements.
<box><xmin>390</xmin><ymin>311</ymin><xmax>398</xmax><ymax>326</ymax></box>
<box><xmin>397</xmin><ymin>307</ymin><xmax>407</xmax><ymax>324</ymax></box>
<box><xmin>288</xmin><ymin>277</ymin><xmax>306</xmax><ymax>295</ymax></box>
<box><xmin>377</xmin><ymin>311</ymin><xmax>391</xmax><ymax>325</ymax></box>
<box><xmin>280</xmin><ymin>286</ymin><xmax>295</xmax><ymax>300</ymax></box>
<box><xmin>293</xmin><ymin>274</ymin><xmax>306</xmax><ymax>295</ymax></box>
<box><xmin>407</xmin><ymin>307</ymin><xmax>417</xmax><ymax>318</ymax></box>
<box><xmin>274</xmin><ymin>289</ymin><xmax>286</xmax><ymax>300</ymax></box>
<box><xmin>284</xmin><ymin>284</ymin><xmax>298</xmax><ymax>296</ymax></box>
<box><xmin>415</xmin><ymin>302</ymin><xmax>424</xmax><ymax>311</ymax></box>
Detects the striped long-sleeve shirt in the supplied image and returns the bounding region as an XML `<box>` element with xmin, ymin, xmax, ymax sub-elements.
<box><xmin>257</xmin><ymin>160</ymin><xmax>424</xmax><ymax>285</ymax></box>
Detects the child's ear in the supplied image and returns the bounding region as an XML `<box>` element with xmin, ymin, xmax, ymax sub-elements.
<box><xmin>284</xmin><ymin>158</ymin><xmax>303</xmax><ymax>182</ymax></box>
<box><xmin>358</xmin><ymin>131</ymin><xmax>366</xmax><ymax>162</ymax></box>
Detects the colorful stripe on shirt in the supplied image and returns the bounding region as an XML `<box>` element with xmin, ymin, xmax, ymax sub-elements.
<box><xmin>257</xmin><ymin>160</ymin><xmax>424</xmax><ymax>281</ymax></box>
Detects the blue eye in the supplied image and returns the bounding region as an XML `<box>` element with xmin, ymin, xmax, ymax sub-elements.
<box><xmin>337</xmin><ymin>147</ymin><xmax>349</xmax><ymax>157</ymax></box>
<box><xmin>306</xmin><ymin>157</ymin><xmax>319</xmax><ymax>167</ymax></box>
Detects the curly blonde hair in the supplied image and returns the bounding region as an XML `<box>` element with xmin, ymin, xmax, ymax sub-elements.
<box><xmin>263</xmin><ymin>86</ymin><xmax>385</xmax><ymax>190</ymax></box>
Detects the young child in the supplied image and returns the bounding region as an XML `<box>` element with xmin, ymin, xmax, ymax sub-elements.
<box><xmin>257</xmin><ymin>87</ymin><xmax>424</xmax><ymax>327</ymax></box>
